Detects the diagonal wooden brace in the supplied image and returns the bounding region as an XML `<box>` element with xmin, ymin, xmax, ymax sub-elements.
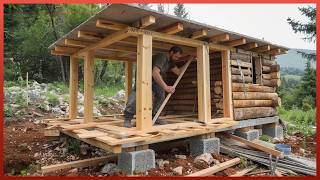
<box><xmin>152</xmin><ymin>58</ymin><xmax>194</xmax><ymax>125</ymax></box>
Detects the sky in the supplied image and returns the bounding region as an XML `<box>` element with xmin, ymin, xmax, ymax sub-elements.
<box><xmin>148</xmin><ymin>3</ymin><xmax>316</xmax><ymax>50</ymax></box>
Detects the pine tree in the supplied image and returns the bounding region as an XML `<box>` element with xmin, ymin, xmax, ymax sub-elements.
<box><xmin>157</xmin><ymin>4</ymin><xmax>165</xmax><ymax>13</ymax></box>
<box><xmin>287</xmin><ymin>6</ymin><xmax>316</xmax><ymax>61</ymax></box>
<box><xmin>174</xmin><ymin>3</ymin><xmax>188</xmax><ymax>18</ymax></box>
<box><xmin>137</xmin><ymin>4</ymin><xmax>151</xmax><ymax>9</ymax></box>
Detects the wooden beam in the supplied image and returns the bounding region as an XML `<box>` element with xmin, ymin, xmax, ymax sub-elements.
<box><xmin>78</xmin><ymin>30</ymin><xmax>102</xmax><ymax>41</ymax></box>
<box><xmin>209</xmin><ymin>33</ymin><xmax>230</xmax><ymax>43</ymax></box>
<box><xmin>186</xmin><ymin>158</ymin><xmax>241</xmax><ymax>176</ymax></box>
<box><xmin>41</xmin><ymin>155</ymin><xmax>117</xmax><ymax>174</ymax></box>
<box><xmin>69</xmin><ymin>56</ymin><xmax>79</xmax><ymax>119</ymax></box>
<box><xmin>136</xmin><ymin>34</ymin><xmax>153</xmax><ymax>131</ymax></box>
<box><xmin>238</xmin><ymin>42</ymin><xmax>258</xmax><ymax>50</ymax></box>
<box><xmin>55</xmin><ymin>46</ymin><xmax>79</xmax><ymax>54</ymax></box>
<box><xmin>224</xmin><ymin>38</ymin><xmax>246</xmax><ymax>47</ymax></box>
<box><xmin>221</xmin><ymin>50</ymin><xmax>233</xmax><ymax>119</ymax></box>
<box><xmin>225</xmin><ymin>133</ymin><xmax>283</xmax><ymax>157</ymax></box>
<box><xmin>266</xmin><ymin>48</ymin><xmax>281</xmax><ymax>55</ymax></box>
<box><xmin>158</xmin><ymin>22</ymin><xmax>184</xmax><ymax>35</ymax></box>
<box><xmin>125</xmin><ymin>61</ymin><xmax>133</xmax><ymax>103</ymax></box>
<box><xmin>65</xmin><ymin>39</ymin><xmax>91</xmax><ymax>47</ymax></box>
<box><xmin>51</xmin><ymin>50</ymin><xmax>71</xmax><ymax>56</ymax></box>
<box><xmin>191</xmin><ymin>29</ymin><xmax>208</xmax><ymax>39</ymax></box>
<box><xmin>74</xmin><ymin>27</ymin><xmax>130</xmax><ymax>56</ymax></box>
<box><xmin>252</xmin><ymin>45</ymin><xmax>270</xmax><ymax>53</ymax></box>
<box><xmin>255</xmin><ymin>56</ymin><xmax>263</xmax><ymax>84</ymax></box>
<box><xmin>197</xmin><ymin>45</ymin><xmax>211</xmax><ymax>123</ymax></box>
<box><xmin>133</xmin><ymin>15</ymin><xmax>156</xmax><ymax>28</ymax></box>
<box><xmin>128</xmin><ymin>27</ymin><xmax>202</xmax><ymax>48</ymax></box>
<box><xmin>96</xmin><ymin>19</ymin><xmax>128</xmax><ymax>31</ymax></box>
<box><xmin>83</xmin><ymin>50</ymin><xmax>95</xmax><ymax>123</ymax></box>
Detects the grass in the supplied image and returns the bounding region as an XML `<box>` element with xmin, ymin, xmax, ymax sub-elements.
<box><xmin>278</xmin><ymin>106</ymin><xmax>316</xmax><ymax>135</ymax></box>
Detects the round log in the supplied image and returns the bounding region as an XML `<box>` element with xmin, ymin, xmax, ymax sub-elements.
<box><xmin>233</xmin><ymin>99</ymin><xmax>278</xmax><ymax>108</ymax></box>
<box><xmin>231</xmin><ymin>67</ymin><xmax>252</xmax><ymax>76</ymax></box>
<box><xmin>262</xmin><ymin>72</ymin><xmax>280</xmax><ymax>80</ymax></box>
<box><xmin>231</xmin><ymin>83</ymin><xmax>275</xmax><ymax>93</ymax></box>
<box><xmin>262</xmin><ymin>79</ymin><xmax>281</xmax><ymax>87</ymax></box>
<box><xmin>234</xmin><ymin>107</ymin><xmax>277</xmax><ymax>120</ymax></box>
<box><xmin>232</xmin><ymin>92</ymin><xmax>278</xmax><ymax>101</ymax></box>
<box><xmin>232</xmin><ymin>75</ymin><xmax>252</xmax><ymax>83</ymax></box>
<box><xmin>262</xmin><ymin>59</ymin><xmax>276</xmax><ymax>66</ymax></box>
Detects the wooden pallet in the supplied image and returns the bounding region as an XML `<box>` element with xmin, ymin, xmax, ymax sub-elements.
<box><xmin>44</xmin><ymin>115</ymin><xmax>238</xmax><ymax>153</ymax></box>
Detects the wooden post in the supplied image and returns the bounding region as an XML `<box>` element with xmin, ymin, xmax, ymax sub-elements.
<box><xmin>136</xmin><ymin>34</ymin><xmax>153</xmax><ymax>131</ymax></box>
<box><xmin>69</xmin><ymin>56</ymin><xmax>79</xmax><ymax>119</ymax></box>
<box><xmin>125</xmin><ymin>61</ymin><xmax>133</xmax><ymax>103</ymax></box>
<box><xmin>221</xmin><ymin>50</ymin><xmax>233</xmax><ymax>119</ymax></box>
<box><xmin>83</xmin><ymin>51</ymin><xmax>95</xmax><ymax>123</ymax></box>
<box><xmin>255</xmin><ymin>56</ymin><xmax>263</xmax><ymax>84</ymax></box>
<box><xmin>197</xmin><ymin>44</ymin><xmax>211</xmax><ymax>123</ymax></box>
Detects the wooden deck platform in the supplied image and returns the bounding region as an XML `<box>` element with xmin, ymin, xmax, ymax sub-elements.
<box><xmin>44</xmin><ymin>114</ymin><xmax>238</xmax><ymax>153</ymax></box>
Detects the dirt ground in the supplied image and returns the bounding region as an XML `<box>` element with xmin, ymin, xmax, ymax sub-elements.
<box><xmin>3</xmin><ymin>112</ymin><xmax>317</xmax><ymax>176</ymax></box>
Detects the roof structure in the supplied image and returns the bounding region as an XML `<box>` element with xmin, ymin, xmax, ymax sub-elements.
<box><xmin>49</xmin><ymin>4</ymin><xmax>289</xmax><ymax>60</ymax></box>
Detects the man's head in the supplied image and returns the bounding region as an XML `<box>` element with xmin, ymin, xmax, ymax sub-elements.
<box><xmin>168</xmin><ymin>46</ymin><xmax>183</xmax><ymax>61</ymax></box>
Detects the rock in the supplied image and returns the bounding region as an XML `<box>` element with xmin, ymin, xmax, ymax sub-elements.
<box><xmin>172</xmin><ymin>166</ymin><xmax>183</xmax><ymax>175</ymax></box>
<box><xmin>80</xmin><ymin>144</ymin><xmax>89</xmax><ymax>155</ymax></box>
<box><xmin>194</xmin><ymin>153</ymin><xmax>214</xmax><ymax>165</ymax></box>
<box><xmin>175</xmin><ymin>155</ymin><xmax>187</xmax><ymax>160</ymax></box>
<box><xmin>100</xmin><ymin>163</ymin><xmax>119</xmax><ymax>175</ymax></box>
<box><xmin>113</xmin><ymin>90</ymin><xmax>125</xmax><ymax>100</ymax></box>
<box><xmin>156</xmin><ymin>159</ymin><xmax>170</xmax><ymax>168</ymax></box>
<box><xmin>68</xmin><ymin>168</ymin><xmax>78</xmax><ymax>173</ymax></box>
<box><xmin>51</xmin><ymin>107</ymin><xmax>65</xmax><ymax>115</ymax></box>
<box><xmin>212</xmin><ymin>158</ymin><xmax>221</xmax><ymax>165</ymax></box>
<box><xmin>34</xmin><ymin>152</ymin><xmax>40</xmax><ymax>158</ymax></box>
<box><xmin>299</xmin><ymin>148</ymin><xmax>306</xmax><ymax>154</ymax></box>
<box><xmin>54</xmin><ymin>147</ymin><xmax>61</xmax><ymax>151</ymax></box>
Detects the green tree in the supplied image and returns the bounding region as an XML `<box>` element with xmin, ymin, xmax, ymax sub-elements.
<box><xmin>174</xmin><ymin>4</ymin><xmax>188</xmax><ymax>18</ymax></box>
<box><xmin>157</xmin><ymin>4</ymin><xmax>165</xmax><ymax>13</ymax></box>
<box><xmin>287</xmin><ymin>6</ymin><xmax>316</xmax><ymax>61</ymax></box>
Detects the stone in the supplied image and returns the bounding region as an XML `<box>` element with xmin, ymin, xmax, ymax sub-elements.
<box><xmin>194</xmin><ymin>153</ymin><xmax>214</xmax><ymax>165</ymax></box>
<box><xmin>156</xmin><ymin>159</ymin><xmax>169</xmax><ymax>169</ymax></box>
<box><xmin>113</xmin><ymin>90</ymin><xmax>125</xmax><ymax>100</ymax></box>
<box><xmin>262</xmin><ymin>123</ymin><xmax>284</xmax><ymax>140</ymax></box>
<box><xmin>100</xmin><ymin>163</ymin><xmax>119</xmax><ymax>175</ymax></box>
<box><xmin>118</xmin><ymin>149</ymin><xmax>155</xmax><ymax>175</ymax></box>
<box><xmin>80</xmin><ymin>144</ymin><xmax>89</xmax><ymax>155</ymax></box>
<box><xmin>172</xmin><ymin>166</ymin><xmax>183</xmax><ymax>175</ymax></box>
<box><xmin>234</xmin><ymin>129</ymin><xmax>259</xmax><ymax>141</ymax></box>
<box><xmin>175</xmin><ymin>155</ymin><xmax>187</xmax><ymax>160</ymax></box>
<box><xmin>189</xmin><ymin>137</ymin><xmax>220</xmax><ymax>156</ymax></box>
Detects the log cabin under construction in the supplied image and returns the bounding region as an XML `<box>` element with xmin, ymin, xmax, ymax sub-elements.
<box><xmin>46</xmin><ymin>4</ymin><xmax>288</xmax><ymax>159</ymax></box>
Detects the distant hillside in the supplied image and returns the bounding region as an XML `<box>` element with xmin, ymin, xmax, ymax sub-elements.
<box><xmin>276</xmin><ymin>48</ymin><xmax>316</xmax><ymax>70</ymax></box>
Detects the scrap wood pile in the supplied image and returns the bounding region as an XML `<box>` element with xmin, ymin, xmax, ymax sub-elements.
<box><xmin>220</xmin><ymin>144</ymin><xmax>316</xmax><ymax>176</ymax></box>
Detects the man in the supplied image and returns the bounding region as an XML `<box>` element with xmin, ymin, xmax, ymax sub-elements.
<box><xmin>123</xmin><ymin>45</ymin><xmax>192</xmax><ymax>128</ymax></box>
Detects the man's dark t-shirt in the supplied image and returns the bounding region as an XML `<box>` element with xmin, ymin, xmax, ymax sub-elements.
<box><xmin>152</xmin><ymin>53</ymin><xmax>177</xmax><ymax>80</ymax></box>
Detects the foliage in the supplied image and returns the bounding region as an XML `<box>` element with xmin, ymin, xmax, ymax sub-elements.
<box><xmin>287</xmin><ymin>6</ymin><xmax>316</xmax><ymax>61</ymax></box>
<box><xmin>157</xmin><ymin>4</ymin><xmax>165</xmax><ymax>13</ymax></box>
<box><xmin>4</xmin><ymin>104</ymin><xmax>14</xmax><ymax>117</ymax></box>
<box><xmin>45</xmin><ymin>92</ymin><xmax>59</xmax><ymax>106</ymax></box>
<box><xmin>278</xmin><ymin>107</ymin><xmax>316</xmax><ymax>135</ymax></box>
<box><xmin>67</xmin><ymin>137</ymin><xmax>81</xmax><ymax>154</ymax></box>
<box><xmin>174</xmin><ymin>4</ymin><xmax>188</xmax><ymax>18</ymax></box>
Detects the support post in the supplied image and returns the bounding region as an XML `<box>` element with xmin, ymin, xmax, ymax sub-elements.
<box><xmin>125</xmin><ymin>61</ymin><xmax>133</xmax><ymax>103</ymax></box>
<box><xmin>83</xmin><ymin>50</ymin><xmax>95</xmax><ymax>123</ymax></box>
<box><xmin>197</xmin><ymin>44</ymin><xmax>211</xmax><ymax>123</ymax></box>
<box><xmin>136</xmin><ymin>34</ymin><xmax>153</xmax><ymax>131</ymax></box>
<box><xmin>69</xmin><ymin>56</ymin><xmax>79</xmax><ymax>119</ymax></box>
<box><xmin>221</xmin><ymin>50</ymin><xmax>233</xmax><ymax>119</ymax></box>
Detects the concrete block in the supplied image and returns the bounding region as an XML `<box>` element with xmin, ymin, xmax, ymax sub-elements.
<box><xmin>189</xmin><ymin>137</ymin><xmax>220</xmax><ymax>156</ymax></box>
<box><xmin>262</xmin><ymin>124</ymin><xmax>284</xmax><ymax>140</ymax></box>
<box><xmin>118</xmin><ymin>149</ymin><xmax>155</xmax><ymax>175</ymax></box>
<box><xmin>234</xmin><ymin>129</ymin><xmax>259</xmax><ymax>141</ymax></box>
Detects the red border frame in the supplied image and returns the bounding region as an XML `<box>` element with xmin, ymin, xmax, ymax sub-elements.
<box><xmin>0</xmin><ymin>1</ymin><xmax>319</xmax><ymax>179</ymax></box>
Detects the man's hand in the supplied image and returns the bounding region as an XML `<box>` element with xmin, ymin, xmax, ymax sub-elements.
<box><xmin>165</xmin><ymin>86</ymin><xmax>175</xmax><ymax>94</ymax></box>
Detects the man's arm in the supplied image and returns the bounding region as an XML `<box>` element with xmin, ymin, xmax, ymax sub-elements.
<box><xmin>152</xmin><ymin>66</ymin><xmax>175</xmax><ymax>93</ymax></box>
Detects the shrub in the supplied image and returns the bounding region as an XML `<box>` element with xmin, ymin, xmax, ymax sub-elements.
<box><xmin>45</xmin><ymin>92</ymin><xmax>59</xmax><ymax>106</ymax></box>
